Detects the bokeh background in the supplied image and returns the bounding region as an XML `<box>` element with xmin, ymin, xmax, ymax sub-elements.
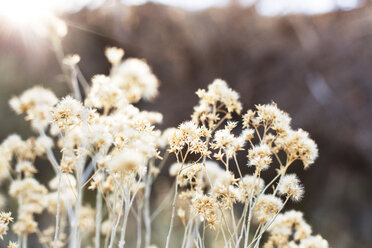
<box><xmin>0</xmin><ymin>0</ymin><xmax>371</xmax><ymax>247</ymax></box>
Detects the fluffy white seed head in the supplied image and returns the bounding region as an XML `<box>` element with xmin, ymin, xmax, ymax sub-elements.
<box><xmin>278</xmin><ymin>174</ymin><xmax>304</xmax><ymax>202</ymax></box>
<box><xmin>254</xmin><ymin>194</ymin><xmax>283</xmax><ymax>223</ymax></box>
<box><xmin>109</xmin><ymin>149</ymin><xmax>146</xmax><ymax>174</ymax></box>
<box><xmin>247</xmin><ymin>144</ymin><xmax>272</xmax><ymax>171</ymax></box>
<box><xmin>105</xmin><ymin>47</ymin><xmax>125</xmax><ymax>65</ymax></box>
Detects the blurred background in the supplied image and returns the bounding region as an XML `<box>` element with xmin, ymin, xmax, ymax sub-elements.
<box><xmin>0</xmin><ymin>0</ymin><xmax>371</xmax><ymax>247</ymax></box>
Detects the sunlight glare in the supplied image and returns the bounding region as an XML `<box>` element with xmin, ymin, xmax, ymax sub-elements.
<box><xmin>0</xmin><ymin>0</ymin><xmax>56</xmax><ymax>35</ymax></box>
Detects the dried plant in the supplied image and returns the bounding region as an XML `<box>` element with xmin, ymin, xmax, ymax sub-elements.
<box><xmin>0</xmin><ymin>16</ymin><xmax>328</xmax><ymax>248</ymax></box>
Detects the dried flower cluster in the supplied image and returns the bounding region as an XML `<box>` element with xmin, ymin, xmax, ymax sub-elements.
<box><xmin>0</xmin><ymin>17</ymin><xmax>328</xmax><ymax>248</ymax></box>
<box><xmin>165</xmin><ymin>78</ymin><xmax>325</xmax><ymax>248</ymax></box>
<box><xmin>264</xmin><ymin>210</ymin><xmax>329</xmax><ymax>248</ymax></box>
<box><xmin>0</xmin><ymin>212</ymin><xmax>17</xmax><ymax>248</ymax></box>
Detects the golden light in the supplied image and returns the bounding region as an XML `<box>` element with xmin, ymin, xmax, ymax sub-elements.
<box><xmin>0</xmin><ymin>0</ymin><xmax>57</xmax><ymax>35</ymax></box>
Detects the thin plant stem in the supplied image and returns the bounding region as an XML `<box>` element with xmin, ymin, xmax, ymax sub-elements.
<box><xmin>118</xmin><ymin>173</ymin><xmax>144</xmax><ymax>248</ymax></box>
<box><xmin>230</xmin><ymin>206</ymin><xmax>238</xmax><ymax>242</ymax></box>
<box><xmin>247</xmin><ymin>197</ymin><xmax>290</xmax><ymax>248</ymax></box>
<box><xmin>95</xmin><ymin>182</ymin><xmax>103</xmax><ymax>248</ymax></box>
<box><xmin>165</xmin><ymin>148</ymin><xmax>190</xmax><ymax>248</ymax></box>
<box><xmin>233</xmin><ymin>155</ymin><xmax>243</xmax><ymax>178</ymax></box>
<box><xmin>219</xmin><ymin>208</ymin><xmax>235</xmax><ymax>247</ymax></box>
<box><xmin>252</xmin><ymin>223</ymin><xmax>262</xmax><ymax>243</ymax></box>
<box><xmin>244</xmin><ymin>170</ymin><xmax>260</xmax><ymax>248</ymax></box>
<box><xmin>54</xmin><ymin>169</ymin><xmax>62</xmax><ymax>248</ymax></box>
<box><xmin>22</xmin><ymin>235</ymin><xmax>27</xmax><ymax>248</ymax></box>
<box><xmin>72</xmin><ymin>160</ymin><xmax>82</xmax><ymax>248</ymax></box>
<box><xmin>70</xmin><ymin>66</ymin><xmax>82</xmax><ymax>101</ymax></box>
<box><xmin>76</xmin><ymin>66</ymin><xmax>90</xmax><ymax>95</ymax></box>
<box><xmin>186</xmin><ymin>219</ymin><xmax>200</xmax><ymax>248</ymax></box>
<box><xmin>144</xmin><ymin>164</ymin><xmax>153</xmax><ymax>247</ymax></box>
<box><xmin>38</xmin><ymin>128</ymin><xmax>58</xmax><ymax>173</ymax></box>
<box><xmin>150</xmin><ymin>181</ymin><xmax>175</xmax><ymax>221</ymax></box>
<box><xmin>165</xmin><ymin>178</ymin><xmax>180</xmax><ymax>248</ymax></box>
<box><xmin>136</xmin><ymin>202</ymin><xmax>143</xmax><ymax>248</ymax></box>
<box><xmin>39</xmin><ymin>129</ymin><xmax>75</xmax><ymax>225</ymax></box>
<box><xmin>236</xmin><ymin>200</ymin><xmax>249</xmax><ymax>247</ymax></box>
<box><xmin>108</xmin><ymin>186</ymin><xmax>124</xmax><ymax>248</ymax></box>
<box><xmin>202</xmin><ymin>221</ymin><xmax>206</xmax><ymax>248</ymax></box>
<box><xmin>181</xmin><ymin>218</ymin><xmax>193</xmax><ymax>248</ymax></box>
<box><xmin>219</xmin><ymin>222</ymin><xmax>228</xmax><ymax>246</ymax></box>
<box><xmin>52</xmin><ymin>36</ymin><xmax>82</xmax><ymax>101</ymax></box>
<box><xmin>228</xmin><ymin>187</ymin><xmax>238</xmax><ymax>243</ymax></box>
<box><xmin>273</xmin><ymin>161</ymin><xmax>293</xmax><ymax>196</ymax></box>
<box><xmin>71</xmin><ymin>110</ymin><xmax>89</xmax><ymax>248</ymax></box>
<box><xmin>118</xmin><ymin>204</ymin><xmax>130</xmax><ymax>248</ymax></box>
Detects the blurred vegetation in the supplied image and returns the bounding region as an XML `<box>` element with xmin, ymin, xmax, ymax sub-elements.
<box><xmin>0</xmin><ymin>2</ymin><xmax>371</xmax><ymax>248</ymax></box>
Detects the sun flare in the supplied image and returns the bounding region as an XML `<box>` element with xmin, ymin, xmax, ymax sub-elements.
<box><xmin>0</xmin><ymin>0</ymin><xmax>56</xmax><ymax>35</ymax></box>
